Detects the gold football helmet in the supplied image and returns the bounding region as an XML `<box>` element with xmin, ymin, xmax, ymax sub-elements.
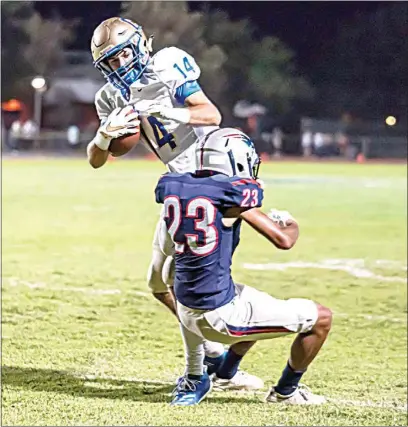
<box><xmin>91</xmin><ymin>17</ymin><xmax>153</xmax><ymax>98</ymax></box>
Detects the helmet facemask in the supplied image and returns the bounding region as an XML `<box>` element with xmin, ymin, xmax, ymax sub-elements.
<box><xmin>233</xmin><ymin>136</ymin><xmax>261</xmax><ymax>180</ymax></box>
<box><xmin>94</xmin><ymin>27</ymin><xmax>152</xmax><ymax>99</ymax></box>
<box><xmin>252</xmin><ymin>155</ymin><xmax>261</xmax><ymax>179</ymax></box>
<box><xmin>249</xmin><ymin>153</ymin><xmax>261</xmax><ymax>179</ymax></box>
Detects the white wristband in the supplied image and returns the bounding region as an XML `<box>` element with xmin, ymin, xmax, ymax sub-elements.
<box><xmin>92</xmin><ymin>132</ymin><xmax>111</xmax><ymax>151</ymax></box>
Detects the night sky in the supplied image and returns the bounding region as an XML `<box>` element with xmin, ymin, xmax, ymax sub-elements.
<box><xmin>35</xmin><ymin>1</ymin><xmax>391</xmax><ymax>69</ymax></box>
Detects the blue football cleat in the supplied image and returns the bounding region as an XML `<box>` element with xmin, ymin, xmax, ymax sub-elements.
<box><xmin>204</xmin><ymin>351</ymin><xmax>227</xmax><ymax>376</ymax></box>
<box><xmin>170</xmin><ymin>372</ymin><xmax>212</xmax><ymax>406</ymax></box>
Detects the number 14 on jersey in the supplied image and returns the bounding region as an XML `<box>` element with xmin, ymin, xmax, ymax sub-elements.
<box><xmin>173</xmin><ymin>56</ymin><xmax>195</xmax><ymax>79</ymax></box>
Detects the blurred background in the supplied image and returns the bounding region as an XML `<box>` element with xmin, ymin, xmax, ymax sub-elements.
<box><xmin>1</xmin><ymin>0</ymin><xmax>407</xmax><ymax>161</ymax></box>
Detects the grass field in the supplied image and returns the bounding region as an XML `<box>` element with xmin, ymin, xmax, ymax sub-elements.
<box><xmin>2</xmin><ymin>158</ymin><xmax>407</xmax><ymax>426</ymax></box>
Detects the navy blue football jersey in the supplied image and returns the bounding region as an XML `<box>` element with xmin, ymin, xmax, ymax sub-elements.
<box><xmin>155</xmin><ymin>172</ymin><xmax>263</xmax><ymax>310</ymax></box>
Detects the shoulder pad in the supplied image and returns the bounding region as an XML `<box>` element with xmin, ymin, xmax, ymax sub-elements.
<box><xmin>151</xmin><ymin>47</ymin><xmax>201</xmax><ymax>89</ymax></box>
<box><xmin>155</xmin><ymin>173</ymin><xmax>183</xmax><ymax>204</ymax></box>
<box><xmin>222</xmin><ymin>178</ymin><xmax>264</xmax><ymax>209</ymax></box>
<box><xmin>157</xmin><ymin>172</ymin><xmax>176</xmax><ymax>184</ymax></box>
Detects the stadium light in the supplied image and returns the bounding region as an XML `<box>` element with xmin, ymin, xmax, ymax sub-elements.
<box><xmin>31</xmin><ymin>76</ymin><xmax>46</xmax><ymax>91</ymax></box>
<box><xmin>385</xmin><ymin>116</ymin><xmax>397</xmax><ymax>126</ymax></box>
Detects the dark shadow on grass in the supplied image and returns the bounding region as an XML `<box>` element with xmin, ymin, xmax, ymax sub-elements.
<box><xmin>2</xmin><ymin>365</ymin><xmax>265</xmax><ymax>405</ymax></box>
<box><xmin>1</xmin><ymin>365</ymin><xmax>173</xmax><ymax>403</ymax></box>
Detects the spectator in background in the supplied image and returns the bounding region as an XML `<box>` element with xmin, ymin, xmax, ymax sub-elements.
<box><xmin>9</xmin><ymin>118</ymin><xmax>38</xmax><ymax>151</ymax></box>
<box><xmin>1</xmin><ymin>98</ymin><xmax>24</xmax><ymax>151</ymax></box>
<box><xmin>335</xmin><ymin>132</ymin><xmax>349</xmax><ymax>157</ymax></box>
<box><xmin>67</xmin><ymin>125</ymin><xmax>80</xmax><ymax>147</ymax></box>
<box><xmin>313</xmin><ymin>132</ymin><xmax>325</xmax><ymax>157</ymax></box>
<box><xmin>233</xmin><ymin>100</ymin><xmax>267</xmax><ymax>153</ymax></box>
<box><xmin>260</xmin><ymin>131</ymin><xmax>273</xmax><ymax>155</ymax></box>
<box><xmin>301</xmin><ymin>128</ymin><xmax>313</xmax><ymax>157</ymax></box>
<box><xmin>315</xmin><ymin>133</ymin><xmax>342</xmax><ymax>157</ymax></box>
<box><xmin>1</xmin><ymin>119</ymin><xmax>6</xmax><ymax>151</ymax></box>
<box><xmin>271</xmin><ymin>127</ymin><xmax>284</xmax><ymax>158</ymax></box>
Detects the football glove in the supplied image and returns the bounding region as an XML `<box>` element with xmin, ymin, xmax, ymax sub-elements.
<box><xmin>267</xmin><ymin>208</ymin><xmax>295</xmax><ymax>227</ymax></box>
<box><xmin>99</xmin><ymin>106</ymin><xmax>140</xmax><ymax>140</ymax></box>
<box><xmin>256</xmin><ymin>179</ymin><xmax>266</xmax><ymax>189</ymax></box>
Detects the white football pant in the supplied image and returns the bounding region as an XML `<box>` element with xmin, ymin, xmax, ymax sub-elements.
<box><xmin>178</xmin><ymin>283</ymin><xmax>319</xmax><ymax>345</ymax></box>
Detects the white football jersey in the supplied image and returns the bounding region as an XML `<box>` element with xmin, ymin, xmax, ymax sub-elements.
<box><xmin>94</xmin><ymin>47</ymin><xmax>219</xmax><ymax>173</ymax></box>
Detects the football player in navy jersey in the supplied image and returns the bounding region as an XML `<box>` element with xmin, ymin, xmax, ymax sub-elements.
<box><xmin>88</xmin><ymin>17</ymin><xmax>262</xmax><ymax>391</ymax></box>
<box><xmin>156</xmin><ymin>128</ymin><xmax>332</xmax><ymax>406</ymax></box>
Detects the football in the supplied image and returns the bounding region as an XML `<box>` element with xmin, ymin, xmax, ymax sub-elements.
<box><xmin>109</xmin><ymin>129</ymin><xmax>140</xmax><ymax>157</ymax></box>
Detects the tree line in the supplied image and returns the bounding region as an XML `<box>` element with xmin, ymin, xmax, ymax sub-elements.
<box><xmin>2</xmin><ymin>1</ymin><xmax>406</xmax><ymax>124</ymax></box>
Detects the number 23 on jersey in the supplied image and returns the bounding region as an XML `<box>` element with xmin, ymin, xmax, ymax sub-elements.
<box><xmin>164</xmin><ymin>196</ymin><xmax>218</xmax><ymax>256</ymax></box>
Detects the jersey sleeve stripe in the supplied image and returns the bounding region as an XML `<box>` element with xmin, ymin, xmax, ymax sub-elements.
<box><xmin>174</xmin><ymin>80</ymin><xmax>201</xmax><ymax>105</ymax></box>
<box><xmin>231</xmin><ymin>178</ymin><xmax>259</xmax><ymax>186</ymax></box>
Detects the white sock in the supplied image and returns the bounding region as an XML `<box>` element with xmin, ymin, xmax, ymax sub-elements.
<box><xmin>203</xmin><ymin>340</ymin><xmax>225</xmax><ymax>358</ymax></box>
<box><xmin>179</xmin><ymin>323</ymin><xmax>205</xmax><ymax>376</ymax></box>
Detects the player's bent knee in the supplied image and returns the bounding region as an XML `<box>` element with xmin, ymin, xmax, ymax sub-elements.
<box><xmin>314</xmin><ymin>304</ymin><xmax>332</xmax><ymax>334</ymax></box>
<box><xmin>286</xmin><ymin>298</ymin><xmax>319</xmax><ymax>334</ymax></box>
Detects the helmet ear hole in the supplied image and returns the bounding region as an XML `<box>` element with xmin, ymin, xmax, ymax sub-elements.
<box><xmin>237</xmin><ymin>163</ymin><xmax>244</xmax><ymax>172</ymax></box>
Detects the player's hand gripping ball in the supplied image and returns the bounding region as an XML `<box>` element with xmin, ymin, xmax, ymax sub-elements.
<box><xmin>108</xmin><ymin>107</ymin><xmax>141</xmax><ymax>156</ymax></box>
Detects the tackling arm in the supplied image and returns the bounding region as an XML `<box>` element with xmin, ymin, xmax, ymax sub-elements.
<box><xmin>240</xmin><ymin>208</ymin><xmax>299</xmax><ymax>250</ymax></box>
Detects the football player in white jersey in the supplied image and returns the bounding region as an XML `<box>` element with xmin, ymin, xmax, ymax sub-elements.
<box><xmin>86</xmin><ymin>17</ymin><xmax>263</xmax><ymax>391</ymax></box>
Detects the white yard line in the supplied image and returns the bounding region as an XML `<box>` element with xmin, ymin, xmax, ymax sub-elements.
<box><xmin>335</xmin><ymin>312</ymin><xmax>406</xmax><ymax>323</ymax></box>
<box><xmin>243</xmin><ymin>258</ymin><xmax>407</xmax><ymax>283</ymax></box>
<box><xmin>130</xmin><ymin>290</ymin><xmax>150</xmax><ymax>297</ymax></box>
<box><xmin>5</xmin><ymin>277</ymin><xmax>405</xmax><ymax>323</ymax></box>
<box><xmin>5</xmin><ymin>277</ymin><xmax>149</xmax><ymax>297</ymax></box>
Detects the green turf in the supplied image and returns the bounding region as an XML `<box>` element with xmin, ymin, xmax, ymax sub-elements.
<box><xmin>2</xmin><ymin>158</ymin><xmax>407</xmax><ymax>426</ymax></box>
